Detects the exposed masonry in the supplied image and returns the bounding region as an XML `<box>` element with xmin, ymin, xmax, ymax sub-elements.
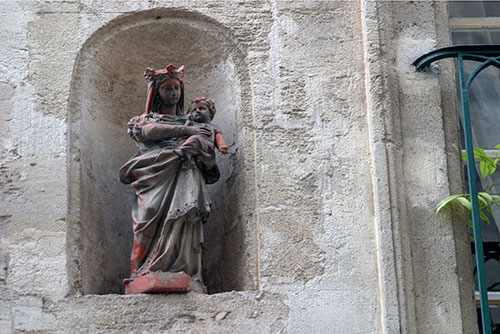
<box><xmin>0</xmin><ymin>1</ymin><xmax>476</xmax><ymax>333</ymax></box>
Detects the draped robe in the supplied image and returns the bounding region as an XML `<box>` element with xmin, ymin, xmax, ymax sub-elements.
<box><xmin>119</xmin><ymin>113</ymin><xmax>218</xmax><ymax>283</ymax></box>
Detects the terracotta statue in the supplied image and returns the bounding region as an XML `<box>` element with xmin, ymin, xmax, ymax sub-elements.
<box><xmin>119</xmin><ymin>65</ymin><xmax>227</xmax><ymax>294</ymax></box>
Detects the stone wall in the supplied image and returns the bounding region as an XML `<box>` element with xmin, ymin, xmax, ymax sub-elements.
<box><xmin>0</xmin><ymin>1</ymin><xmax>477</xmax><ymax>333</ymax></box>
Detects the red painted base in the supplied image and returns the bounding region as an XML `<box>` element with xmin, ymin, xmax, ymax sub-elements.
<box><xmin>124</xmin><ymin>271</ymin><xmax>207</xmax><ymax>295</ymax></box>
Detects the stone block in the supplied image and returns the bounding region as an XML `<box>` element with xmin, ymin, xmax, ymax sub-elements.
<box><xmin>124</xmin><ymin>271</ymin><xmax>206</xmax><ymax>295</ymax></box>
<box><xmin>11</xmin><ymin>296</ymin><xmax>55</xmax><ymax>332</ymax></box>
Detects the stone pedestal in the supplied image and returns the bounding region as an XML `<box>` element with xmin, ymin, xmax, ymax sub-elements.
<box><xmin>124</xmin><ymin>271</ymin><xmax>207</xmax><ymax>294</ymax></box>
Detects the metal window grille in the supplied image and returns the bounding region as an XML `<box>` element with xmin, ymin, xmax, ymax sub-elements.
<box><xmin>413</xmin><ymin>45</ymin><xmax>500</xmax><ymax>334</ymax></box>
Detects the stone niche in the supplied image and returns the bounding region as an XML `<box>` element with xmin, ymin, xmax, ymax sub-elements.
<box><xmin>67</xmin><ymin>9</ymin><xmax>258</xmax><ymax>294</ymax></box>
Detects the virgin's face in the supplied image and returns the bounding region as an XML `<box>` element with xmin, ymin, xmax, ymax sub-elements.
<box><xmin>158</xmin><ymin>78</ymin><xmax>181</xmax><ymax>105</ymax></box>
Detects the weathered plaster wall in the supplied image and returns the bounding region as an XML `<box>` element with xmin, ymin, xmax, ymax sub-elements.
<box><xmin>391</xmin><ymin>2</ymin><xmax>477</xmax><ymax>332</ymax></box>
<box><xmin>0</xmin><ymin>0</ymin><xmax>476</xmax><ymax>333</ymax></box>
<box><xmin>360</xmin><ymin>1</ymin><xmax>477</xmax><ymax>332</ymax></box>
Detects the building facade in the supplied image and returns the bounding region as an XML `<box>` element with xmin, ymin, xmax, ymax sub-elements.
<box><xmin>0</xmin><ymin>1</ymin><xmax>478</xmax><ymax>333</ymax></box>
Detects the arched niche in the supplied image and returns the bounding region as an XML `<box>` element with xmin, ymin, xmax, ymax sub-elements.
<box><xmin>67</xmin><ymin>8</ymin><xmax>258</xmax><ymax>294</ymax></box>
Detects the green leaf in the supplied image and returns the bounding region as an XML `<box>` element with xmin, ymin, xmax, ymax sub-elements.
<box><xmin>475</xmin><ymin>148</ymin><xmax>487</xmax><ymax>158</ymax></box>
<box><xmin>485</xmin><ymin>184</ymin><xmax>495</xmax><ymax>192</ymax></box>
<box><xmin>480</xmin><ymin>160</ymin><xmax>489</xmax><ymax>179</ymax></box>
<box><xmin>479</xmin><ymin>192</ymin><xmax>494</xmax><ymax>204</ymax></box>
<box><xmin>491</xmin><ymin>194</ymin><xmax>500</xmax><ymax>202</ymax></box>
<box><xmin>484</xmin><ymin>155</ymin><xmax>494</xmax><ymax>163</ymax></box>
<box><xmin>456</xmin><ymin>196</ymin><xmax>472</xmax><ymax>210</ymax></box>
<box><xmin>490</xmin><ymin>163</ymin><xmax>498</xmax><ymax>176</ymax></box>
<box><xmin>462</xmin><ymin>151</ymin><xmax>467</xmax><ymax>161</ymax></box>
<box><xmin>477</xmin><ymin>194</ymin><xmax>489</xmax><ymax>207</ymax></box>
<box><xmin>435</xmin><ymin>194</ymin><xmax>466</xmax><ymax>214</ymax></box>
<box><xmin>484</xmin><ymin>154</ymin><xmax>496</xmax><ymax>164</ymax></box>
<box><xmin>480</xmin><ymin>210</ymin><xmax>491</xmax><ymax>224</ymax></box>
<box><xmin>494</xmin><ymin>158</ymin><xmax>499</xmax><ymax>166</ymax></box>
<box><xmin>485</xmin><ymin>156</ymin><xmax>498</xmax><ymax>175</ymax></box>
<box><xmin>495</xmin><ymin>144</ymin><xmax>500</xmax><ymax>150</ymax></box>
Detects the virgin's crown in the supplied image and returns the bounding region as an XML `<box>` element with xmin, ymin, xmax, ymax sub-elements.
<box><xmin>144</xmin><ymin>64</ymin><xmax>184</xmax><ymax>82</ymax></box>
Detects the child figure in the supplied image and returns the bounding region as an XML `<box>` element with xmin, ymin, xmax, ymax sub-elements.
<box><xmin>174</xmin><ymin>97</ymin><xmax>229</xmax><ymax>167</ymax></box>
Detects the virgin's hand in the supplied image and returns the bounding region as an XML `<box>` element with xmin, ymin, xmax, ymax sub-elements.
<box><xmin>184</xmin><ymin>126</ymin><xmax>211</xmax><ymax>138</ymax></box>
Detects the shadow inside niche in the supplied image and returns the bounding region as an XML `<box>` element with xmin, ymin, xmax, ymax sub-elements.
<box><xmin>68</xmin><ymin>10</ymin><xmax>256</xmax><ymax>295</ymax></box>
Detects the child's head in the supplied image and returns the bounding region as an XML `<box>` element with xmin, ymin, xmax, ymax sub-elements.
<box><xmin>188</xmin><ymin>97</ymin><xmax>216</xmax><ymax>123</ymax></box>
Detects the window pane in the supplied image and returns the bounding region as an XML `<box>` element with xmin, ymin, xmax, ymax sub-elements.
<box><xmin>452</xmin><ymin>30</ymin><xmax>500</xmax><ymax>150</ymax></box>
<box><xmin>450</xmin><ymin>1</ymin><xmax>500</xmax><ymax>18</ymax></box>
